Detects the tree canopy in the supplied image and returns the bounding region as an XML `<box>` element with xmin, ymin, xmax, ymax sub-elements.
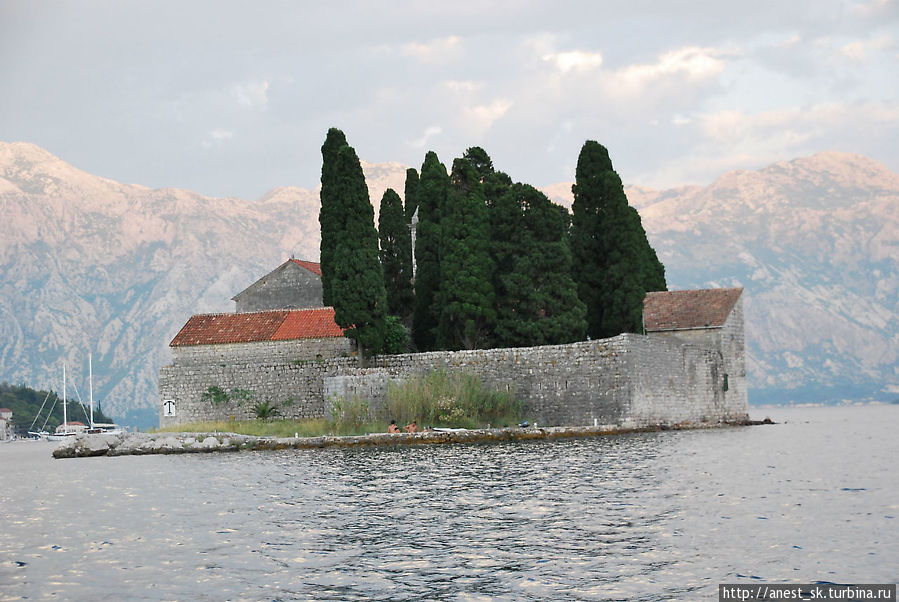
<box><xmin>570</xmin><ymin>140</ymin><xmax>666</xmax><ymax>339</ymax></box>
<box><xmin>411</xmin><ymin>151</ymin><xmax>448</xmax><ymax>351</ymax></box>
<box><xmin>492</xmin><ymin>183</ymin><xmax>586</xmax><ymax>347</ymax></box>
<box><xmin>436</xmin><ymin>158</ymin><xmax>496</xmax><ymax>350</ymax></box>
<box><xmin>321</xmin><ymin>133</ymin><xmax>388</xmax><ymax>356</ymax></box>
<box><xmin>318</xmin><ymin>127</ymin><xmax>349</xmax><ymax>307</ymax></box>
<box><xmin>378</xmin><ymin>187</ymin><xmax>414</xmax><ymax>324</ymax></box>
<box><xmin>403</xmin><ymin>168</ymin><xmax>420</xmax><ymax>223</ymax></box>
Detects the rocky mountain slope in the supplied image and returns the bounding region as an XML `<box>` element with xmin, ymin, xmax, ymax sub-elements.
<box><xmin>1</xmin><ymin>142</ymin><xmax>895</xmax><ymax>427</ymax></box>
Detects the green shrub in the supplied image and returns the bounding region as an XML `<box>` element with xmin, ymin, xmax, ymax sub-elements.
<box><xmin>201</xmin><ymin>386</ymin><xmax>255</xmax><ymax>406</ymax></box>
<box><xmin>328</xmin><ymin>394</ymin><xmax>371</xmax><ymax>431</ymax></box>
<box><xmin>252</xmin><ymin>400</ymin><xmax>279</xmax><ymax>421</ymax></box>
<box><xmin>382</xmin><ymin>315</ymin><xmax>412</xmax><ymax>355</ymax></box>
<box><xmin>201</xmin><ymin>386</ymin><xmax>230</xmax><ymax>406</ymax></box>
<box><xmin>384</xmin><ymin>370</ymin><xmax>521</xmax><ymax>428</ymax></box>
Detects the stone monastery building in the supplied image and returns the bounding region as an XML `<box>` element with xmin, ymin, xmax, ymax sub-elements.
<box><xmin>159</xmin><ymin>259</ymin><xmax>748</xmax><ymax>428</ymax></box>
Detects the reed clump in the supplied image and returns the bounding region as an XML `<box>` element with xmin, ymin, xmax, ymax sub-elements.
<box><xmin>382</xmin><ymin>370</ymin><xmax>522</xmax><ymax>429</ymax></box>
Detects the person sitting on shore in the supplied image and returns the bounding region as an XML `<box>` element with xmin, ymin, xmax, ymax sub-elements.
<box><xmin>388</xmin><ymin>420</ymin><xmax>400</xmax><ymax>434</ymax></box>
<box><xmin>404</xmin><ymin>421</ymin><xmax>417</xmax><ymax>433</ymax></box>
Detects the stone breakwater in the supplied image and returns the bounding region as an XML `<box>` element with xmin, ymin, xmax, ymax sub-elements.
<box><xmin>52</xmin><ymin>419</ymin><xmax>771</xmax><ymax>459</ymax></box>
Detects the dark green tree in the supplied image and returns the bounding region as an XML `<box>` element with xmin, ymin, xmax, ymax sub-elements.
<box><xmin>569</xmin><ymin>140</ymin><xmax>666</xmax><ymax>339</ymax></box>
<box><xmin>483</xmin><ymin>170</ymin><xmax>513</xmax><ymax>207</ymax></box>
<box><xmin>492</xmin><ymin>184</ymin><xmax>586</xmax><ymax>347</ymax></box>
<box><xmin>318</xmin><ymin>127</ymin><xmax>349</xmax><ymax>307</ymax></box>
<box><xmin>436</xmin><ymin>158</ymin><xmax>495</xmax><ymax>350</ymax></box>
<box><xmin>403</xmin><ymin>168</ymin><xmax>420</xmax><ymax>223</ymax></box>
<box><xmin>411</xmin><ymin>151</ymin><xmax>448</xmax><ymax>351</ymax></box>
<box><xmin>328</xmin><ymin>142</ymin><xmax>388</xmax><ymax>357</ymax></box>
<box><xmin>462</xmin><ymin>146</ymin><xmax>494</xmax><ymax>182</ymax></box>
<box><xmin>462</xmin><ymin>146</ymin><xmax>511</xmax><ymax>205</ymax></box>
<box><xmin>378</xmin><ymin>188</ymin><xmax>414</xmax><ymax>324</ymax></box>
<box><xmin>632</xmin><ymin>206</ymin><xmax>667</xmax><ymax>292</ymax></box>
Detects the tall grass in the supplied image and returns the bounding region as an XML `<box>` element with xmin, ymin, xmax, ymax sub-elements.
<box><xmin>383</xmin><ymin>370</ymin><xmax>521</xmax><ymax>429</ymax></box>
<box><xmin>155</xmin><ymin>370</ymin><xmax>521</xmax><ymax>436</ymax></box>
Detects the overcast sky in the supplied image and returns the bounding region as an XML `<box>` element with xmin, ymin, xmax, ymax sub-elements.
<box><xmin>2</xmin><ymin>0</ymin><xmax>897</xmax><ymax>200</ymax></box>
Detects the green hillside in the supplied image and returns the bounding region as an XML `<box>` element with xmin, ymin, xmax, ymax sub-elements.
<box><xmin>0</xmin><ymin>382</ymin><xmax>115</xmax><ymax>435</ymax></box>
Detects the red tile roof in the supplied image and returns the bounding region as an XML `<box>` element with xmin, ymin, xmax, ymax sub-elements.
<box><xmin>290</xmin><ymin>259</ymin><xmax>322</xmax><ymax>276</ymax></box>
<box><xmin>643</xmin><ymin>288</ymin><xmax>743</xmax><ymax>331</ymax></box>
<box><xmin>273</xmin><ymin>307</ymin><xmax>344</xmax><ymax>339</ymax></box>
<box><xmin>171</xmin><ymin>308</ymin><xmax>344</xmax><ymax>346</ymax></box>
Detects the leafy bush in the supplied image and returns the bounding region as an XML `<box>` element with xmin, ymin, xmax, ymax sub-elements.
<box><xmin>383</xmin><ymin>370</ymin><xmax>521</xmax><ymax>428</ymax></box>
<box><xmin>382</xmin><ymin>315</ymin><xmax>412</xmax><ymax>355</ymax></box>
<box><xmin>252</xmin><ymin>400</ymin><xmax>279</xmax><ymax>421</ymax></box>
<box><xmin>201</xmin><ymin>386</ymin><xmax>254</xmax><ymax>407</ymax></box>
<box><xmin>201</xmin><ymin>386</ymin><xmax>230</xmax><ymax>406</ymax></box>
<box><xmin>328</xmin><ymin>394</ymin><xmax>371</xmax><ymax>430</ymax></box>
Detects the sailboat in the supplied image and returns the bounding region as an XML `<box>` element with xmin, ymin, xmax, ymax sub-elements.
<box><xmin>33</xmin><ymin>356</ymin><xmax>125</xmax><ymax>441</ymax></box>
<box><xmin>46</xmin><ymin>364</ymin><xmax>87</xmax><ymax>441</ymax></box>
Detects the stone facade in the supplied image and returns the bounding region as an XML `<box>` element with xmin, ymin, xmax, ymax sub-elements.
<box><xmin>160</xmin><ymin>279</ymin><xmax>748</xmax><ymax>429</ymax></box>
<box><xmin>158</xmin><ymin>296</ymin><xmax>748</xmax><ymax>428</ymax></box>
<box><xmin>232</xmin><ymin>259</ymin><xmax>323</xmax><ymax>312</ymax></box>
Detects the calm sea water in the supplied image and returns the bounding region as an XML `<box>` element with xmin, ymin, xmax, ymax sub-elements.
<box><xmin>1</xmin><ymin>405</ymin><xmax>896</xmax><ymax>601</ymax></box>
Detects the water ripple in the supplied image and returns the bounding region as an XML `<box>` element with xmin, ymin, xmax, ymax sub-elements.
<box><xmin>1</xmin><ymin>406</ymin><xmax>897</xmax><ymax>600</ymax></box>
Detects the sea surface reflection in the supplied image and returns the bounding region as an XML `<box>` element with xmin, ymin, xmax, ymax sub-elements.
<box><xmin>1</xmin><ymin>405</ymin><xmax>897</xmax><ymax>600</ymax></box>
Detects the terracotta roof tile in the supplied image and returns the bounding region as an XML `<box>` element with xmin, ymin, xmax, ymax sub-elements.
<box><xmin>171</xmin><ymin>308</ymin><xmax>344</xmax><ymax>346</ymax></box>
<box><xmin>273</xmin><ymin>307</ymin><xmax>344</xmax><ymax>339</ymax></box>
<box><xmin>290</xmin><ymin>259</ymin><xmax>322</xmax><ymax>276</ymax></box>
<box><xmin>643</xmin><ymin>288</ymin><xmax>743</xmax><ymax>331</ymax></box>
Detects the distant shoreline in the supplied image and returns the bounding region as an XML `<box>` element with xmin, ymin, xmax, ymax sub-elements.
<box><xmin>52</xmin><ymin>419</ymin><xmax>772</xmax><ymax>458</ymax></box>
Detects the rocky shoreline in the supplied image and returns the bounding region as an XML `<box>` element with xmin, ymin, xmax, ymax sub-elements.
<box><xmin>52</xmin><ymin>418</ymin><xmax>772</xmax><ymax>458</ymax></box>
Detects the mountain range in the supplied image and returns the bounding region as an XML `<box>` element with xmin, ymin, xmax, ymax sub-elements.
<box><xmin>1</xmin><ymin>142</ymin><xmax>895</xmax><ymax>428</ymax></box>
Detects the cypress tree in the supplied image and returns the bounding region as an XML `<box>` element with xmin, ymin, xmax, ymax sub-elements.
<box><xmin>462</xmin><ymin>146</ymin><xmax>511</xmax><ymax>206</ymax></box>
<box><xmin>411</xmin><ymin>151</ymin><xmax>448</xmax><ymax>351</ymax></box>
<box><xmin>633</xmin><ymin>206</ymin><xmax>667</xmax><ymax>292</ymax></box>
<box><xmin>319</xmin><ymin>127</ymin><xmax>348</xmax><ymax>307</ymax></box>
<box><xmin>328</xmin><ymin>143</ymin><xmax>388</xmax><ymax>357</ymax></box>
<box><xmin>570</xmin><ymin>140</ymin><xmax>665</xmax><ymax>339</ymax></box>
<box><xmin>378</xmin><ymin>188</ymin><xmax>414</xmax><ymax>324</ymax></box>
<box><xmin>462</xmin><ymin>146</ymin><xmax>494</xmax><ymax>182</ymax></box>
<box><xmin>493</xmin><ymin>184</ymin><xmax>586</xmax><ymax>347</ymax></box>
<box><xmin>436</xmin><ymin>158</ymin><xmax>495</xmax><ymax>350</ymax></box>
<box><xmin>403</xmin><ymin>168</ymin><xmax>420</xmax><ymax>223</ymax></box>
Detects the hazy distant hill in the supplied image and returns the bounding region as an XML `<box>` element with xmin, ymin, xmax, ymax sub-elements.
<box><xmin>1</xmin><ymin>142</ymin><xmax>895</xmax><ymax>427</ymax></box>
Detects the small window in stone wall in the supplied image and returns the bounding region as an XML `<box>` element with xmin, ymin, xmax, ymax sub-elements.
<box><xmin>723</xmin><ymin>374</ymin><xmax>729</xmax><ymax>392</ymax></box>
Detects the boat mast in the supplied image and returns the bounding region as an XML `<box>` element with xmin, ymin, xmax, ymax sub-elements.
<box><xmin>62</xmin><ymin>363</ymin><xmax>67</xmax><ymax>428</ymax></box>
<box><xmin>89</xmin><ymin>354</ymin><xmax>94</xmax><ymax>429</ymax></box>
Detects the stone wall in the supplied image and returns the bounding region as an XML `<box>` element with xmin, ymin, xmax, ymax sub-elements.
<box><xmin>234</xmin><ymin>263</ymin><xmax>323</xmax><ymax>312</ymax></box>
<box><xmin>158</xmin><ymin>330</ymin><xmax>748</xmax><ymax>428</ymax></box>
<box><xmin>643</xmin><ymin>296</ymin><xmax>746</xmax><ymax>419</ymax></box>
<box><xmin>158</xmin><ymin>337</ymin><xmax>356</xmax><ymax>425</ymax></box>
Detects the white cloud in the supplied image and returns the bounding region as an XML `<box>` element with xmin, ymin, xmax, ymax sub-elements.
<box><xmin>841</xmin><ymin>34</ymin><xmax>894</xmax><ymax>60</ymax></box>
<box><xmin>410</xmin><ymin>125</ymin><xmax>443</xmax><ymax>148</ymax></box>
<box><xmin>442</xmin><ymin>80</ymin><xmax>481</xmax><ymax>93</ymax></box>
<box><xmin>401</xmin><ymin>35</ymin><xmax>462</xmax><ymax>63</ymax></box>
<box><xmin>462</xmin><ymin>99</ymin><xmax>513</xmax><ymax>134</ymax></box>
<box><xmin>635</xmin><ymin>100</ymin><xmax>899</xmax><ymax>188</ymax></box>
<box><xmin>201</xmin><ymin>129</ymin><xmax>234</xmax><ymax>149</ymax></box>
<box><xmin>231</xmin><ymin>80</ymin><xmax>270</xmax><ymax>110</ymax></box>
<box><xmin>616</xmin><ymin>46</ymin><xmax>729</xmax><ymax>88</ymax></box>
<box><xmin>542</xmin><ymin>50</ymin><xmax>603</xmax><ymax>73</ymax></box>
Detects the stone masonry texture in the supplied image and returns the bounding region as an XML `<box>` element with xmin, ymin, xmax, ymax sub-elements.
<box><xmin>158</xmin><ymin>299</ymin><xmax>747</xmax><ymax>428</ymax></box>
